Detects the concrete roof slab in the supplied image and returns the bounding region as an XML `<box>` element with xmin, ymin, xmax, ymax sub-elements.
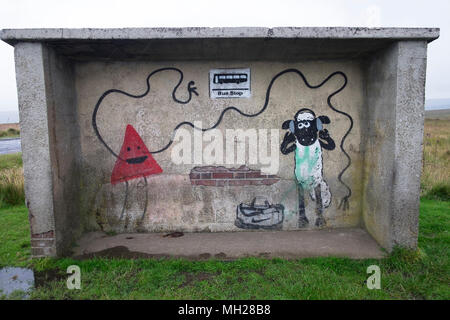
<box><xmin>1</xmin><ymin>27</ymin><xmax>439</xmax><ymax>61</ymax></box>
<box><xmin>1</xmin><ymin>27</ymin><xmax>440</xmax><ymax>43</ymax></box>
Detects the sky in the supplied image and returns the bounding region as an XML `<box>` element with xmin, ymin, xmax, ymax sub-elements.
<box><xmin>0</xmin><ymin>0</ymin><xmax>449</xmax><ymax>119</ymax></box>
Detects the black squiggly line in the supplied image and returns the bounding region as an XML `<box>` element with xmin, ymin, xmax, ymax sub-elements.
<box><xmin>92</xmin><ymin>67</ymin><xmax>198</xmax><ymax>160</ymax></box>
<box><xmin>323</xmin><ymin>75</ymin><xmax>353</xmax><ymax>210</ymax></box>
<box><xmin>92</xmin><ymin>68</ymin><xmax>352</xmax><ymax>207</ymax></box>
<box><xmin>149</xmin><ymin>69</ymin><xmax>349</xmax><ymax>152</ymax></box>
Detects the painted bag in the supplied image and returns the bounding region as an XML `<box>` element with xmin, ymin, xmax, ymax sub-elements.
<box><xmin>235</xmin><ymin>197</ymin><xmax>284</xmax><ymax>230</ymax></box>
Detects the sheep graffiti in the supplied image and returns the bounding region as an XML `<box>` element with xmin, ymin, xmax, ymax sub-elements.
<box><xmin>281</xmin><ymin>108</ymin><xmax>336</xmax><ymax>228</ymax></box>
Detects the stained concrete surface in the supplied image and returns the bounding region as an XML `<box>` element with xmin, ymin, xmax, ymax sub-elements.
<box><xmin>77</xmin><ymin>60</ymin><xmax>365</xmax><ymax>234</ymax></box>
<box><xmin>0</xmin><ymin>267</ymin><xmax>34</xmax><ymax>299</ymax></box>
<box><xmin>73</xmin><ymin>228</ymin><xmax>384</xmax><ymax>260</ymax></box>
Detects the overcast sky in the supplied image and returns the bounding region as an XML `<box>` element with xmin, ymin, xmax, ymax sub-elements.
<box><xmin>0</xmin><ymin>0</ymin><xmax>449</xmax><ymax>113</ymax></box>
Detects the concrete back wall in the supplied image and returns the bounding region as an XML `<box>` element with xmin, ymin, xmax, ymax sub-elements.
<box><xmin>75</xmin><ymin>60</ymin><xmax>364</xmax><ymax>233</ymax></box>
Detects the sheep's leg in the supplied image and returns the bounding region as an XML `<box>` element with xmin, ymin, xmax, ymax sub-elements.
<box><xmin>298</xmin><ymin>185</ymin><xmax>309</xmax><ymax>228</ymax></box>
<box><xmin>314</xmin><ymin>185</ymin><xmax>326</xmax><ymax>227</ymax></box>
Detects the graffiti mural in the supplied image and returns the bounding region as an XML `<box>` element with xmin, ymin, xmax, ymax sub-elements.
<box><xmin>111</xmin><ymin>125</ymin><xmax>163</xmax><ymax>221</ymax></box>
<box><xmin>92</xmin><ymin>67</ymin><xmax>353</xmax><ymax>230</ymax></box>
<box><xmin>92</xmin><ymin>68</ymin><xmax>197</xmax><ymax>223</ymax></box>
<box><xmin>235</xmin><ymin>197</ymin><xmax>284</xmax><ymax>230</ymax></box>
<box><xmin>92</xmin><ymin>67</ymin><xmax>199</xmax><ymax>157</ymax></box>
<box><xmin>281</xmin><ymin>109</ymin><xmax>335</xmax><ymax>227</ymax></box>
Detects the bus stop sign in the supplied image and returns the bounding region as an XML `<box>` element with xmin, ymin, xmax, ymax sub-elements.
<box><xmin>209</xmin><ymin>68</ymin><xmax>251</xmax><ymax>99</ymax></box>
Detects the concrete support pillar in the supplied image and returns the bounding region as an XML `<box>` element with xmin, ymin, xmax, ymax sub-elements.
<box><xmin>14</xmin><ymin>42</ymin><xmax>81</xmax><ymax>257</ymax></box>
<box><xmin>363</xmin><ymin>40</ymin><xmax>428</xmax><ymax>250</ymax></box>
<box><xmin>14</xmin><ymin>43</ymin><xmax>56</xmax><ymax>257</ymax></box>
<box><xmin>391</xmin><ymin>41</ymin><xmax>427</xmax><ymax>248</ymax></box>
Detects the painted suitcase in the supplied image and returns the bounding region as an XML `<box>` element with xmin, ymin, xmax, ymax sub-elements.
<box><xmin>235</xmin><ymin>196</ymin><xmax>284</xmax><ymax>230</ymax></box>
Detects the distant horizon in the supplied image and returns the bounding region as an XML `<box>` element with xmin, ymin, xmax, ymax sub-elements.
<box><xmin>0</xmin><ymin>110</ymin><xmax>18</xmax><ymax>124</ymax></box>
<box><xmin>1</xmin><ymin>98</ymin><xmax>449</xmax><ymax>124</ymax></box>
<box><xmin>426</xmin><ymin>98</ymin><xmax>450</xmax><ymax>108</ymax></box>
<box><xmin>1</xmin><ymin>0</ymin><xmax>450</xmax><ymax>116</ymax></box>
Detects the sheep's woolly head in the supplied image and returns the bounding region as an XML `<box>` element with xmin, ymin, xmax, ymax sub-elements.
<box><xmin>296</xmin><ymin>109</ymin><xmax>316</xmax><ymax>122</ymax></box>
<box><xmin>293</xmin><ymin>108</ymin><xmax>319</xmax><ymax>146</ymax></box>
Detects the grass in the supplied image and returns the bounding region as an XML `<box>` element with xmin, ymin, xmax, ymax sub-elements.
<box><xmin>422</xmin><ymin>119</ymin><xmax>450</xmax><ymax>199</ymax></box>
<box><xmin>0</xmin><ymin>152</ymin><xmax>22</xmax><ymax>170</ymax></box>
<box><xmin>0</xmin><ymin>128</ymin><xmax>20</xmax><ymax>139</ymax></box>
<box><xmin>0</xmin><ymin>198</ymin><xmax>448</xmax><ymax>299</ymax></box>
<box><xmin>0</xmin><ymin>153</ymin><xmax>24</xmax><ymax>208</ymax></box>
<box><xmin>0</xmin><ymin>206</ymin><xmax>30</xmax><ymax>267</ymax></box>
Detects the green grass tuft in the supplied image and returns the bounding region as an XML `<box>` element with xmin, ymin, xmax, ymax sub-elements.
<box><xmin>0</xmin><ymin>205</ymin><xmax>30</xmax><ymax>267</ymax></box>
<box><xmin>422</xmin><ymin>119</ymin><xmax>450</xmax><ymax>195</ymax></box>
<box><xmin>0</xmin><ymin>153</ymin><xmax>22</xmax><ymax>170</ymax></box>
<box><xmin>425</xmin><ymin>183</ymin><xmax>450</xmax><ymax>201</ymax></box>
<box><xmin>0</xmin><ymin>153</ymin><xmax>25</xmax><ymax>208</ymax></box>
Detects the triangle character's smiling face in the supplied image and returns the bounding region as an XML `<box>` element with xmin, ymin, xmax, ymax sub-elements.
<box><xmin>111</xmin><ymin>125</ymin><xmax>163</xmax><ymax>185</ymax></box>
<box><xmin>125</xmin><ymin>143</ymin><xmax>148</xmax><ymax>164</ymax></box>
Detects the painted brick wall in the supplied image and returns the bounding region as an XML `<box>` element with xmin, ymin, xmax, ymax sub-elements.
<box><xmin>190</xmin><ymin>165</ymin><xmax>280</xmax><ymax>187</ymax></box>
<box><xmin>30</xmin><ymin>230</ymin><xmax>56</xmax><ymax>257</ymax></box>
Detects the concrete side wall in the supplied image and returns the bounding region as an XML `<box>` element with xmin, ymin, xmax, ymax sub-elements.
<box><xmin>43</xmin><ymin>47</ymin><xmax>82</xmax><ymax>256</ymax></box>
<box><xmin>14</xmin><ymin>43</ymin><xmax>82</xmax><ymax>257</ymax></box>
<box><xmin>391</xmin><ymin>41</ymin><xmax>427</xmax><ymax>248</ymax></box>
<box><xmin>74</xmin><ymin>60</ymin><xmax>364</xmax><ymax>233</ymax></box>
<box><xmin>14</xmin><ymin>43</ymin><xmax>56</xmax><ymax>257</ymax></box>
<box><xmin>363</xmin><ymin>41</ymin><xmax>427</xmax><ymax>250</ymax></box>
<box><xmin>362</xmin><ymin>43</ymin><xmax>397</xmax><ymax>250</ymax></box>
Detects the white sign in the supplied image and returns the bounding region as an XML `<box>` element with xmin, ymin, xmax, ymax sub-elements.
<box><xmin>209</xmin><ymin>68</ymin><xmax>251</xmax><ymax>99</ymax></box>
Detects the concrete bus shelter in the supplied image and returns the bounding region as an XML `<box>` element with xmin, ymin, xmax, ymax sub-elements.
<box><xmin>1</xmin><ymin>27</ymin><xmax>439</xmax><ymax>258</ymax></box>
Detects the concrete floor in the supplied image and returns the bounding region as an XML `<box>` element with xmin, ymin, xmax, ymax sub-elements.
<box><xmin>72</xmin><ymin>228</ymin><xmax>385</xmax><ymax>260</ymax></box>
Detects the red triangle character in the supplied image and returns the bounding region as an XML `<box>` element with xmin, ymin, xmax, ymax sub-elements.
<box><xmin>111</xmin><ymin>125</ymin><xmax>163</xmax><ymax>185</ymax></box>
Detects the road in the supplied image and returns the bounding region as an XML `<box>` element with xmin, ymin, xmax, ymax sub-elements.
<box><xmin>0</xmin><ymin>138</ymin><xmax>21</xmax><ymax>154</ymax></box>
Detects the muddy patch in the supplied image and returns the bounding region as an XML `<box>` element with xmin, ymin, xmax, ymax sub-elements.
<box><xmin>163</xmin><ymin>232</ymin><xmax>184</xmax><ymax>238</ymax></box>
<box><xmin>179</xmin><ymin>272</ymin><xmax>219</xmax><ymax>288</ymax></box>
<box><xmin>34</xmin><ymin>268</ymin><xmax>66</xmax><ymax>288</ymax></box>
<box><xmin>74</xmin><ymin>246</ymin><xmax>160</xmax><ymax>260</ymax></box>
<box><xmin>198</xmin><ymin>253</ymin><xmax>211</xmax><ymax>259</ymax></box>
<box><xmin>74</xmin><ymin>246</ymin><xmax>235</xmax><ymax>261</ymax></box>
<box><xmin>214</xmin><ymin>252</ymin><xmax>227</xmax><ymax>259</ymax></box>
<box><xmin>225</xmin><ymin>269</ymin><xmax>266</xmax><ymax>286</ymax></box>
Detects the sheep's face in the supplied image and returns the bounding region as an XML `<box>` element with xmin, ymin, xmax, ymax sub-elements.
<box><xmin>294</xmin><ymin>110</ymin><xmax>318</xmax><ymax>146</ymax></box>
